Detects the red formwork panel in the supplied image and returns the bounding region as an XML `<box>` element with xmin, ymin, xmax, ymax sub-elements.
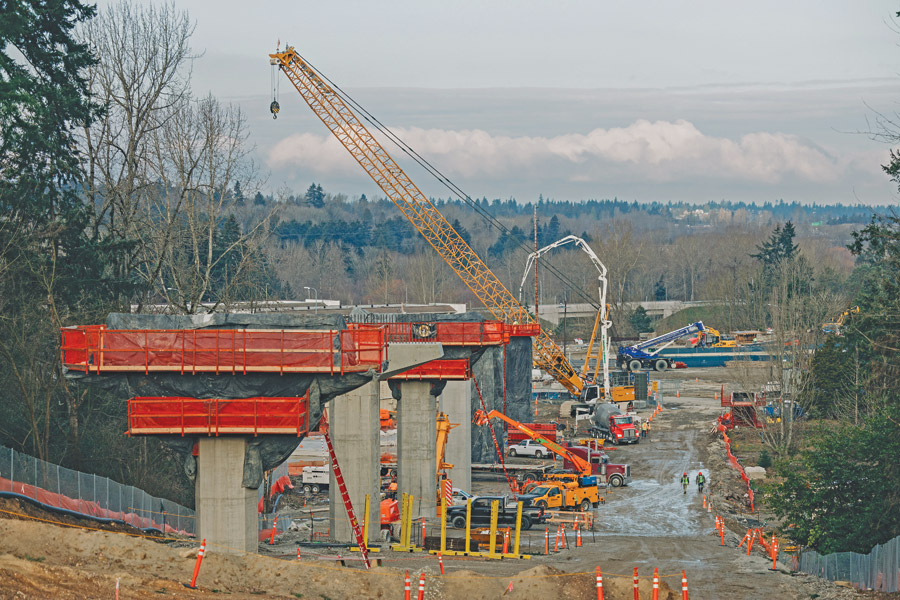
<box><xmin>61</xmin><ymin>326</ymin><xmax>384</xmax><ymax>375</ymax></box>
<box><xmin>128</xmin><ymin>395</ymin><xmax>310</xmax><ymax>436</ymax></box>
<box><xmin>389</xmin><ymin>358</ymin><xmax>471</xmax><ymax>380</ymax></box>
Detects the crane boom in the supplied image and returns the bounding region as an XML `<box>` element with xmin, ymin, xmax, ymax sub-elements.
<box><xmin>472</xmin><ymin>409</ymin><xmax>592</xmax><ymax>476</ymax></box>
<box><xmin>270</xmin><ymin>46</ymin><xmax>584</xmax><ymax>394</ymax></box>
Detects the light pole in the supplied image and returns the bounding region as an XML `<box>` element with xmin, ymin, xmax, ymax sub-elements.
<box><xmin>304</xmin><ymin>286</ymin><xmax>318</xmax><ymax>314</ymax></box>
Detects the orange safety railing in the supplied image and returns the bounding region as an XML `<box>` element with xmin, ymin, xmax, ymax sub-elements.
<box><xmin>61</xmin><ymin>326</ymin><xmax>385</xmax><ymax>375</ymax></box>
<box><xmin>350</xmin><ymin>321</ymin><xmax>513</xmax><ymax>345</ymax></box>
<box><xmin>127</xmin><ymin>394</ymin><xmax>310</xmax><ymax>436</ymax></box>
<box><xmin>390</xmin><ymin>358</ymin><xmax>471</xmax><ymax>380</ymax></box>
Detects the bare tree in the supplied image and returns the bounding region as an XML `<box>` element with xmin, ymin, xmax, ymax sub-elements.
<box><xmin>730</xmin><ymin>256</ymin><xmax>842</xmax><ymax>453</ymax></box>
<box><xmin>139</xmin><ymin>95</ymin><xmax>271</xmax><ymax>313</ymax></box>
<box><xmin>79</xmin><ymin>1</ymin><xmax>196</xmax><ymax>289</ymax></box>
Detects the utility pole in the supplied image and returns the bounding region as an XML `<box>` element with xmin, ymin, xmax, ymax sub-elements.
<box><xmin>563</xmin><ymin>291</ymin><xmax>568</xmax><ymax>360</ymax></box>
<box><xmin>533</xmin><ymin>205</ymin><xmax>539</xmax><ymax>320</ymax></box>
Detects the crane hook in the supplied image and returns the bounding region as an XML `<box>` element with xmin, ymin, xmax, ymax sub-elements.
<box><xmin>270</xmin><ymin>100</ymin><xmax>280</xmax><ymax>120</ymax></box>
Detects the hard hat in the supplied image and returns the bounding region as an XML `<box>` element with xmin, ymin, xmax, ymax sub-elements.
<box><xmin>683</xmin><ymin>472</ymin><xmax>687</xmax><ymax>476</ymax></box>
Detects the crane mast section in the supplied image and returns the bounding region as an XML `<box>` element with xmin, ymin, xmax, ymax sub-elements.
<box><xmin>271</xmin><ymin>48</ymin><xmax>583</xmax><ymax>393</ymax></box>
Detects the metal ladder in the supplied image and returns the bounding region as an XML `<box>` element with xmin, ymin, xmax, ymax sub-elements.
<box><xmin>324</xmin><ymin>432</ymin><xmax>370</xmax><ymax>569</ymax></box>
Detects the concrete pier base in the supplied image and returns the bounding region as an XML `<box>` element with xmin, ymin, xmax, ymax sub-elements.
<box><xmin>328</xmin><ymin>380</ymin><xmax>381</xmax><ymax>543</ymax></box>
<box><xmin>441</xmin><ymin>380</ymin><xmax>472</xmax><ymax>494</ymax></box>
<box><xmin>396</xmin><ymin>380</ymin><xmax>437</xmax><ymax>519</ymax></box>
<box><xmin>195</xmin><ymin>437</ymin><xmax>257</xmax><ymax>554</ymax></box>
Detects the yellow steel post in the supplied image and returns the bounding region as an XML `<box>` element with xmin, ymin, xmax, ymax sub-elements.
<box><xmin>512</xmin><ymin>502</ymin><xmax>523</xmax><ymax>556</ymax></box>
<box><xmin>488</xmin><ymin>500</ymin><xmax>500</xmax><ymax>558</ymax></box>
<box><xmin>440</xmin><ymin>495</ymin><xmax>447</xmax><ymax>553</ymax></box>
<box><xmin>405</xmin><ymin>494</ymin><xmax>414</xmax><ymax>548</ymax></box>
<box><xmin>362</xmin><ymin>494</ymin><xmax>371</xmax><ymax>541</ymax></box>
<box><xmin>351</xmin><ymin>493</ymin><xmax>380</xmax><ymax>552</ymax></box>
<box><xmin>464</xmin><ymin>498</ymin><xmax>472</xmax><ymax>554</ymax></box>
<box><xmin>391</xmin><ymin>493</ymin><xmax>409</xmax><ymax>551</ymax></box>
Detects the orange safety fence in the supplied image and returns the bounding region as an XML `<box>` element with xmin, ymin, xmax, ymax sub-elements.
<box><xmin>61</xmin><ymin>326</ymin><xmax>385</xmax><ymax>375</ymax></box>
<box><xmin>349</xmin><ymin>321</ymin><xmax>537</xmax><ymax>345</ymax></box>
<box><xmin>716</xmin><ymin>415</ymin><xmax>754</xmax><ymax>511</ymax></box>
<box><xmin>128</xmin><ymin>394</ymin><xmax>310</xmax><ymax>436</ymax></box>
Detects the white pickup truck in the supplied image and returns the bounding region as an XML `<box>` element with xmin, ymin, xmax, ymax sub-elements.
<box><xmin>507</xmin><ymin>440</ymin><xmax>550</xmax><ymax>458</ymax></box>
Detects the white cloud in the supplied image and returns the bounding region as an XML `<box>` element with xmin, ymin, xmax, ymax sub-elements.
<box><xmin>267</xmin><ymin>119</ymin><xmax>845</xmax><ymax>186</ymax></box>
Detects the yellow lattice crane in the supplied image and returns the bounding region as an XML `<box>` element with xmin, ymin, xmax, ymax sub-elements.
<box><xmin>269</xmin><ymin>45</ymin><xmax>587</xmax><ymax>395</ymax></box>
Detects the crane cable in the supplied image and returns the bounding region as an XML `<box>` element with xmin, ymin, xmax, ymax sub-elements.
<box><xmin>292</xmin><ymin>51</ymin><xmax>600</xmax><ymax>311</ymax></box>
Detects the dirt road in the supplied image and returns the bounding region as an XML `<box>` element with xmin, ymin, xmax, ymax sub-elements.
<box><xmin>0</xmin><ymin>370</ymin><xmax>881</xmax><ymax>598</ymax></box>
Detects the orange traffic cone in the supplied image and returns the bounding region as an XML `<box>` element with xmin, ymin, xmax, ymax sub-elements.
<box><xmin>269</xmin><ymin>515</ymin><xmax>278</xmax><ymax>545</ymax></box>
<box><xmin>502</xmin><ymin>528</ymin><xmax>509</xmax><ymax>554</ymax></box>
<box><xmin>596</xmin><ymin>567</ymin><xmax>604</xmax><ymax>600</ymax></box>
<box><xmin>186</xmin><ymin>539</ymin><xmax>206</xmax><ymax>589</ymax></box>
<box><xmin>681</xmin><ymin>570</ymin><xmax>689</xmax><ymax>600</ymax></box>
<box><xmin>438</xmin><ymin>552</ymin><xmax>445</xmax><ymax>575</ymax></box>
<box><xmin>544</xmin><ymin>528</ymin><xmax>550</xmax><ymax>554</ymax></box>
<box><xmin>404</xmin><ymin>570</ymin><xmax>411</xmax><ymax>600</ymax></box>
<box><xmin>633</xmin><ymin>568</ymin><xmax>639</xmax><ymax>600</ymax></box>
<box><xmin>652</xmin><ymin>567</ymin><xmax>659</xmax><ymax>600</ymax></box>
<box><xmin>576</xmin><ymin>526</ymin><xmax>582</xmax><ymax>547</ymax></box>
<box><xmin>417</xmin><ymin>572</ymin><xmax>426</xmax><ymax>600</ymax></box>
<box><xmin>561</xmin><ymin>525</ymin><xmax>567</xmax><ymax>549</ymax></box>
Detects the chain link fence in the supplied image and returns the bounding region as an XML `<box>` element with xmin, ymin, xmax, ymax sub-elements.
<box><xmin>799</xmin><ymin>535</ymin><xmax>899</xmax><ymax>592</ymax></box>
<box><xmin>0</xmin><ymin>445</ymin><xmax>194</xmax><ymax>536</ymax></box>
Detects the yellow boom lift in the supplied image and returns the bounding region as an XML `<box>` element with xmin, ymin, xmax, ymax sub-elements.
<box><xmin>473</xmin><ymin>409</ymin><xmax>601</xmax><ymax>511</ymax></box>
<box><xmin>268</xmin><ymin>45</ymin><xmax>598</xmax><ymax>399</ymax></box>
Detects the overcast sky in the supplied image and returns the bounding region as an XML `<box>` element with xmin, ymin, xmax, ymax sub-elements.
<box><xmin>109</xmin><ymin>1</ymin><xmax>900</xmax><ymax>205</ymax></box>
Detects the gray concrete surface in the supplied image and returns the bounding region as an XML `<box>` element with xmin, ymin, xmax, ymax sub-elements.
<box><xmin>440</xmin><ymin>380</ymin><xmax>472</xmax><ymax>493</ymax></box>
<box><xmin>328</xmin><ymin>379</ymin><xmax>381</xmax><ymax>543</ymax></box>
<box><xmin>327</xmin><ymin>342</ymin><xmax>443</xmax><ymax>543</ymax></box>
<box><xmin>195</xmin><ymin>437</ymin><xmax>257</xmax><ymax>554</ymax></box>
<box><xmin>397</xmin><ymin>380</ymin><xmax>437</xmax><ymax>519</ymax></box>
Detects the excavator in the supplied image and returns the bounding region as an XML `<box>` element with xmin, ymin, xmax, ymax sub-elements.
<box><xmin>697</xmin><ymin>327</ymin><xmax>737</xmax><ymax>348</ymax></box>
<box><xmin>823</xmin><ymin>306</ymin><xmax>860</xmax><ymax>335</ymax></box>
<box><xmin>472</xmin><ymin>409</ymin><xmax>602</xmax><ymax>511</ymax></box>
<box><xmin>268</xmin><ymin>45</ymin><xmax>604</xmax><ymax>402</ymax></box>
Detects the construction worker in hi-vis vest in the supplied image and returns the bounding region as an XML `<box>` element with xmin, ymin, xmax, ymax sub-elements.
<box><xmin>681</xmin><ymin>472</ymin><xmax>690</xmax><ymax>494</ymax></box>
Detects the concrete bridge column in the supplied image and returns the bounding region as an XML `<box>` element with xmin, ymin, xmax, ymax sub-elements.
<box><xmin>440</xmin><ymin>380</ymin><xmax>472</xmax><ymax>494</ymax></box>
<box><xmin>195</xmin><ymin>437</ymin><xmax>257</xmax><ymax>554</ymax></box>
<box><xmin>328</xmin><ymin>379</ymin><xmax>381</xmax><ymax>544</ymax></box>
<box><xmin>395</xmin><ymin>380</ymin><xmax>437</xmax><ymax>519</ymax></box>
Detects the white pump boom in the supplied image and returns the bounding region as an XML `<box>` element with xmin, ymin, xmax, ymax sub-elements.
<box><xmin>518</xmin><ymin>235</ymin><xmax>611</xmax><ymax>399</ymax></box>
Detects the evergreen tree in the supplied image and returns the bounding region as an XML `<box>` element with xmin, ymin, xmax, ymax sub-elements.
<box><xmin>253</xmin><ymin>191</ymin><xmax>266</xmax><ymax>206</ymax></box>
<box><xmin>629</xmin><ymin>306</ymin><xmax>653</xmax><ymax>334</ymax></box>
<box><xmin>751</xmin><ymin>221</ymin><xmax>799</xmax><ymax>266</ymax></box>
<box><xmin>305</xmin><ymin>182</ymin><xmax>325</xmax><ymax>208</ymax></box>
